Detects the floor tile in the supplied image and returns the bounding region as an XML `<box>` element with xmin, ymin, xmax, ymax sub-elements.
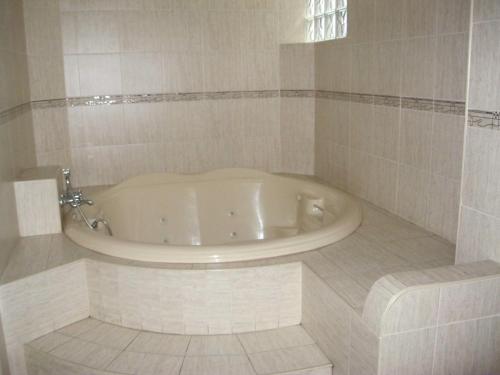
<box><xmin>238</xmin><ymin>326</ymin><xmax>315</xmax><ymax>354</ymax></box>
<box><xmin>50</xmin><ymin>338</ymin><xmax>120</xmax><ymax>370</ymax></box>
<box><xmin>127</xmin><ymin>332</ymin><xmax>191</xmax><ymax>356</ymax></box>
<box><xmin>248</xmin><ymin>344</ymin><xmax>330</xmax><ymax>375</ymax></box>
<box><xmin>57</xmin><ymin>318</ymin><xmax>103</xmax><ymax>337</ymax></box>
<box><xmin>78</xmin><ymin>322</ymin><xmax>139</xmax><ymax>350</ymax></box>
<box><xmin>186</xmin><ymin>335</ymin><xmax>245</xmax><ymax>356</ymax></box>
<box><xmin>28</xmin><ymin>332</ymin><xmax>72</xmax><ymax>352</ymax></box>
<box><xmin>180</xmin><ymin>355</ymin><xmax>256</xmax><ymax>375</ymax></box>
<box><xmin>107</xmin><ymin>351</ymin><xmax>183</xmax><ymax>375</ymax></box>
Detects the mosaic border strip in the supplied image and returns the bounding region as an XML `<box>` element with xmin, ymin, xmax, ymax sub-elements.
<box><xmin>468</xmin><ymin>110</ymin><xmax>500</xmax><ymax>129</ymax></box>
<box><xmin>29</xmin><ymin>91</ymin><xmax>281</xmax><ymax>110</ymax></box>
<box><xmin>286</xmin><ymin>90</ymin><xmax>465</xmax><ymax>115</ymax></box>
<box><xmin>2</xmin><ymin>90</ymin><xmax>466</xmax><ymax>125</ymax></box>
<box><xmin>0</xmin><ymin>102</ymin><xmax>31</xmax><ymax>126</ymax></box>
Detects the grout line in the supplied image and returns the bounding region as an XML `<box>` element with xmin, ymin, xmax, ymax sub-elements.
<box><xmin>177</xmin><ymin>335</ymin><xmax>192</xmax><ymax>375</ymax></box>
<box><xmin>235</xmin><ymin>332</ymin><xmax>257</xmax><ymax>374</ymax></box>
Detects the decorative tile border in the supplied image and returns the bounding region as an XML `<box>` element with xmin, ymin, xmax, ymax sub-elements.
<box><xmin>29</xmin><ymin>91</ymin><xmax>280</xmax><ymax>110</ymax></box>
<box><xmin>468</xmin><ymin>110</ymin><xmax>500</xmax><ymax>129</ymax></box>
<box><xmin>374</xmin><ymin>95</ymin><xmax>401</xmax><ymax>107</ymax></box>
<box><xmin>434</xmin><ymin>99</ymin><xmax>466</xmax><ymax>116</ymax></box>
<box><xmin>0</xmin><ymin>102</ymin><xmax>31</xmax><ymax>126</ymax></box>
<box><xmin>280</xmin><ymin>90</ymin><xmax>316</xmax><ymax>98</ymax></box>
<box><xmin>286</xmin><ymin>90</ymin><xmax>465</xmax><ymax>116</ymax></box>
<box><xmin>1</xmin><ymin>90</ymin><xmax>467</xmax><ymax>126</ymax></box>
<box><xmin>401</xmin><ymin>97</ymin><xmax>435</xmax><ymax>112</ymax></box>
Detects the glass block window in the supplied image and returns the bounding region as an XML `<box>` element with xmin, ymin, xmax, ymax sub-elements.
<box><xmin>306</xmin><ymin>0</ymin><xmax>347</xmax><ymax>42</ymax></box>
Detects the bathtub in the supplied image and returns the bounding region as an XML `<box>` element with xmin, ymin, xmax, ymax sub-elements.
<box><xmin>64</xmin><ymin>169</ymin><xmax>362</xmax><ymax>263</ymax></box>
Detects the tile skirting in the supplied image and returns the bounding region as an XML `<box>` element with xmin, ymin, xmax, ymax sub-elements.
<box><xmin>468</xmin><ymin>109</ymin><xmax>500</xmax><ymax>129</ymax></box>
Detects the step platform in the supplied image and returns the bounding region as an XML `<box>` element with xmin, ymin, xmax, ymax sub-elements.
<box><xmin>25</xmin><ymin>318</ymin><xmax>332</xmax><ymax>375</ymax></box>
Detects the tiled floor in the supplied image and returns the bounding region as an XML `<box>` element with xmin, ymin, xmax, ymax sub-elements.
<box><xmin>26</xmin><ymin>319</ymin><xmax>332</xmax><ymax>375</ymax></box>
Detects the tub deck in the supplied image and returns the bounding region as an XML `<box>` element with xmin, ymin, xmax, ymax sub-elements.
<box><xmin>1</xmin><ymin>199</ymin><xmax>455</xmax><ymax>314</ymax></box>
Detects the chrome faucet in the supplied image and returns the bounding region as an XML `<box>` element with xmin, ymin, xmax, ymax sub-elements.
<box><xmin>59</xmin><ymin>169</ymin><xmax>112</xmax><ymax>236</ymax></box>
<box><xmin>59</xmin><ymin>169</ymin><xmax>93</xmax><ymax>207</ymax></box>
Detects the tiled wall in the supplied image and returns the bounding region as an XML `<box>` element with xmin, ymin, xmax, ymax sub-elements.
<box><xmin>22</xmin><ymin>0</ymin><xmax>310</xmax><ymax>187</ymax></box>
<box><xmin>279</xmin><ymin>43</ymin><xmax>315</xmax><ymax>174</ymax></box>
<box><xmin>457</xmin><ymin>0</ymin><xmax>500</xmax><ymax>263</ymax></box>
<box><xmin>362</xmin><ymin>260</ymin><xmax>500</xmax><ymax>375</ymax></box>
<box><xmin>87</xmin><ymin>260</ymin><xmax>301</xmax><ymax>335</ymax></box>
<box><xmin>0</xmin><ymin>261</ymin><xmax>89</xmax><ymax>375</ymax></box>
<box><xmin>314</xmin><ymin>0</ymin><xmax>471</xmax><ymax>243</ymax></box>
<box><xmin>0</xmin><ymin>0</ymin><xmax>36</xmax><ymax>272</ymax></box>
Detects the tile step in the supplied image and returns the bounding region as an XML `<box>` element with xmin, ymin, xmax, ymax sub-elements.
<box><xmin>25</xmin><ymin>318</ymin><xmax>333</xmax><ymax>375</ymax></box>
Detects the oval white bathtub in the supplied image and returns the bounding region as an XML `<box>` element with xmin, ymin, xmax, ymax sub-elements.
<box><xmin>64</xmin><ymin>169</ymin><xmax>362</xmax><ymax>263</ymax></box>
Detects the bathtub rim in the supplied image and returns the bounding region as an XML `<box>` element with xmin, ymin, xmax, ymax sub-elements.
<box><xmin>64</xmin><ymin>169</ymin><xmax>362</xmax><ymax>263</ymax></box>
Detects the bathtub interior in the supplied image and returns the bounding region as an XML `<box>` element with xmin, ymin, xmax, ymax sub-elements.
<box><xmin>75</xmin><ymin>169</ymin><xmax>346</xmax><ymax>246</ymax></box>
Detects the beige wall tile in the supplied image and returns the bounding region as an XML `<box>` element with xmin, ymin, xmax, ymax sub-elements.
<box><xmin>397</xmin><ymin>165</ymin><xmax>431</xmax><ymax>227</ymax></box>
<box><xmin>349</xmin><ymin>314</ymin><xmax>379</xmax><ymax>375</ymax></box>
<box><xmin>473</xmin><ymin>0</ymin><xmax>500</xmax><ymax>22</ymax></box>
<box><xmin>0</xmin><ymin>0</ymin><xmax>37</xmax><ymax>283</ymax></box>
<box><xmin>351</xmin><ymin>43</ymin><xmax>374</xmax><ymax>94</ymax></box>
<box><xmin>400</xmin><ymin>109</ymin><xmax>433</xmax><ymax>170</ymax></box>
<box><xmin>162</xmin><ymin>52</ymin><xmax>204</xmax><ymax>93</ymax></box>
<box><xmin>348</xmin><ymin>150</ymin><xmax>372</xmax><ymax>199</ymax></box>
<box><xmin>456</xmin><ymin>206</ymin><xmax>500</xmax><ymax>264</ymax></box>
<box><xmin>77</xmin><ymin>54</ymin><xmax>122</xmax><ymax>96</ymax></box>
<box><xmin>402</xmin><ymin>0</ymin><xmax>437</xmax><ymax>38</ymax></box>
<box><xmin>469</xmin><ymin>20</ymin><xmax>500</xmax><ymax>110</ymax></box>
<box><xmin>119</xmin><ymin>10</ymin><xmax>160</xmax><ymax>53</ymax></box>
<box><xmin>381</xmin><ymin>288</ymin><xmax>440</xmax><ymax>335</ymax></box>
<box><xmin>434</xmin><ymin>33</ymin><xmax>469</xmax><ymax>101</ymax></box>
<box><xmin>433</xmin><ymin>317</ymin><xmax>500</xmax><ymax>375</ymax></box>
<box><xmin>76</xmin><ymin>11</ymin><xmax>121</xmax><ymax>54</ymax></box>
<box><xmin>401</xmin><ymin>37</ymin><xmax>436</xmax><ymax>98</ymax></box>
<box><xmin>438</xmin><ymin>278</ymin><xmax>500</xmax><ymax>324</ymax></box>
<box><xmin>426</xmin><ymin>174</ymin><xmax>460</xmax><ymax>243</ymax></box>
<box><xmin>462</xmin><ymin>126</ymin><xmax>500</xmax><ymax>218</ymax></box>
<box><xmin>430</xmin><ymin>113</ymin><xmax>465</xmax><ymax>180</ymax></box>
<box><xmin>27</xmin><ymin>54</ymin><xmax>66</xmax><ymax>101</ymax></box>
<box><xmin>373</xmin><ymin>40</ymin><xmax>402</xmax><ymax>97</ymax></box>
<box><xmin>368</xmin><ymin>157</ymin><xmax>398</xmax><ymax>213</ymax></box>
<box><xmin>302</xmin><ymin>266</ymin><xmax>351</xmax><ymax>375</ymax></box>
<box><xmin>121</xmin><ymin>52</ymin><xmax>163</xmax><ymax>94</ymax></box>
<box><xmin>437</xmin><ymin>0</ymin><xmax>471</xmax><ymax>34</ymax></box>
<box><xmin>379</xmin><ymin>328</ymin><xmax>436</xmax><ymax>375</ymax></box>
<box><xmin>374</xmin><ymin>0</ymin><xmax>403</xmax><ymax>41</ymax></box>
<box><xmin>63</xmin><ymin>55</ymin><xmax>80</xmax><ymax>97</ymax></box>
<box><xmin>14</xmin><ymin>179</ymin><xmax>62</xmax><ymax>237</ymax></box>
<box><xmin>280</xmin><ymin>97</ymin><xmax>315</xmax><ymax>174</ymax></box>
<box><xmin>350</xmin><ymin>102</ymin><xmax>374</xmax><ymax>153</ymax></box>
<box><xmin>60</xmin><ymin>12</ymin><xmax>78</xmax><ymax>54</ymax></box>
<box><xmin>280</xmin><ymin>43</ymin><xmax>315</xmax><ymax>90</ymax></box>
<box><xmin>372</xmin><ymin>105</ymin><xmax>400</xmax><ymax>161</ymax></box>
<box><xmin>347</xmin><ymin>0</ymin><xmax>375</xmax><ymax>43</ymax></box>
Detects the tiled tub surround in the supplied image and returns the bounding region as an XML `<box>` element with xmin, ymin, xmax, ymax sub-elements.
<box><xmin>314</xmin><ymin>90</ymin><xmax>466</xmax><ymax>243</ymax></box>
<box><xmin>311</xmin><ymin>0</ymin><xmax>471</xmax><ymax>245</ymax></box>
<box><xmin>25</xmin><ymin>320</ymin><xmax>332</xmax><ymax>375</ymax></box>
<box><xmin>1</xmin><ymin>200</ymin><xmax>499</xmax><ymax>375</ymax></box>
<box><xmin>32</xmin><ymin>92</ymin><xmax>284</xmax><ymax>187</ymax></box>
<box><xmin>21</xmin><ymin>0</ymin><xmax>312</xmax><ymax>184</ymax></box>
<box><xmin>456</xmin><ymin>0</ymin><xmax>500</xmax><ymax>265</ymax></box>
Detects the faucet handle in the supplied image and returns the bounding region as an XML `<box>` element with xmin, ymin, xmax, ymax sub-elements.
<box><xmin>62</xmin><ymin>168</ymin><xmax>73</xmax><ymax>193</ymax></box>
